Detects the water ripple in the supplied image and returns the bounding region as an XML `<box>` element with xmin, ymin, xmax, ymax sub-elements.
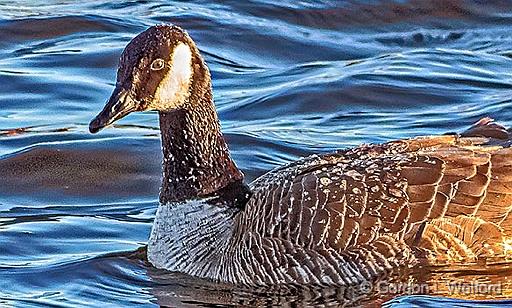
<box><xmin>1</xmin><ymin>0</ymin><xmax>512</xmax><ymax>306</ymax></box>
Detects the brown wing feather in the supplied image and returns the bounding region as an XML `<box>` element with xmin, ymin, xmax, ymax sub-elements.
<box><xmin>475</xmin><ymin>147</ymin><xmax>512</xmax><ymax>233</ymax></box>
<box><xmin>238</xmin><ymin>118</ymin><xmax>512</xmax><ymax>283</ymax></box>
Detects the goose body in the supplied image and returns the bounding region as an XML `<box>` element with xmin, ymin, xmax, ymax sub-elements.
<box><xmin>89</xmin><ymin>25</ymin><xmax>512</xmax><ymax>286</ymax></box>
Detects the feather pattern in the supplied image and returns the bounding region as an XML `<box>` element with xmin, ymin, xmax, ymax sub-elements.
<box><xmin>148</xmin><ymin>119</ymin><xmax>512</xmax><ymax>286</ymax></box>
<box><xmin>92</xmin><ymin>25</ymin><xmax>512</xmax><ymax>287</ymax></box>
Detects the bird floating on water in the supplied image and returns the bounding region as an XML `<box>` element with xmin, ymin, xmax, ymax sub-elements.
<box><xmin>89</xmin><ymin>24</ymin><xmax>512</xmax><ymax>286</ymax></box>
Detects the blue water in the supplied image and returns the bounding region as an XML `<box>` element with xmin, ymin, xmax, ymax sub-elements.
<box><xmin>1</xmin><ymin>0</ymin><xmax>512</xmax><ymax>306</ymax></box>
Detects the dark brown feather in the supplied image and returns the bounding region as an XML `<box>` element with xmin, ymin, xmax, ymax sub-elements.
<box><xmin>239</xmin><ymin>118</ymin><xmax>512</xmax><ymax>275</ymax></box>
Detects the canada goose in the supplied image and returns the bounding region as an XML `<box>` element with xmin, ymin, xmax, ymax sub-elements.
<box><xmin>89</xmin><ymin>24</ymin><xmax>512</xmax><ymax>286</ymax></box>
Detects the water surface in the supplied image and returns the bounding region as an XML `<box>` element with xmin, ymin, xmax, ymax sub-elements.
<box><xmin>1</xmin><ymin>0</ymin><xmax>512</xmax><ymax>306</ymax></box>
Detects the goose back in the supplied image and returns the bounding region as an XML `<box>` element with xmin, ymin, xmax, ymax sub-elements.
<box><xmin>227</xmin><ymin>119</ymin><xmax>512</xmax><ymax>285</ymax></box>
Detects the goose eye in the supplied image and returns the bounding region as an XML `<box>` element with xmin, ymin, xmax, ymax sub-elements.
<box><xmin>150</xmin><ymin>58</ymin><xmax>165</xmax><ymax>71</ymax></box>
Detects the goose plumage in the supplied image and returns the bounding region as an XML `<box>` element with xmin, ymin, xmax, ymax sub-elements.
<box><xmin>89</xmin><ymin>25</ymin><xmax>512</xmax><ymax>286</ymax></box>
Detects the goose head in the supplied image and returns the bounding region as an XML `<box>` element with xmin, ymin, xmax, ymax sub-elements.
<box><xmin>89</xmin><ymin>24</ymin><xmax>202</xmax><ymax>133</ymax></box>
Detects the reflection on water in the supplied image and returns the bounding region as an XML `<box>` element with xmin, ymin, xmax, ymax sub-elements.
<box><xmin>1</xmin><ymin>0</ymin><xmax>512</xmax><ymax>306</ymax></box>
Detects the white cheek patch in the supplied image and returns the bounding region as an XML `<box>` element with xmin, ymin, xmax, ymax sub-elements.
<box><xmin>154</xmin><ymin>43</ymin><xmax>193</xmax><ymax>110</ymax></box>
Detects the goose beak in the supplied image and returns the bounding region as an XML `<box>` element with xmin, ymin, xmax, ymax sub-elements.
<box><xmin>89</xmin><ymin>87</ymin><xmax>137</xmax><ymax>133</ymax></box>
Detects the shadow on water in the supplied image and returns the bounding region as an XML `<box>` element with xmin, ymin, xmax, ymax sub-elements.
<box><xmin>1</xmin><ymin>0</ymin><xmax>512</xmax><ymax>306</ymax></box>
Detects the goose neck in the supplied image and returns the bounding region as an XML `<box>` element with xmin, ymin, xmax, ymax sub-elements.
<box><xmin>158</xmin><ymin>93</ymin><xmax>244</xmax><ymax>204</ymax></box>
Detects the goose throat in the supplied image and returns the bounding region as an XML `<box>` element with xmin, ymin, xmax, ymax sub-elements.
<box><xmin>157</xmin><ymin>56</ymin><xmax>246</xmax><ymax>205</ymax></box>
